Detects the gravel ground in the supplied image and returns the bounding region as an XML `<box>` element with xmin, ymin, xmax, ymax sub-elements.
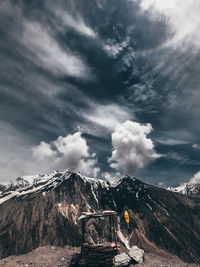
<box><xmin>0</xmin><ymin>246</ymin><xmax>80</xmax><ymax>267</ymax></box>
<box><xmin>0</xmin><ymin>246</ymin><xmax>199</xmax><ymax>267</ymax></box>
<box><xmin>136</xmin><ymin>253</ymin><xmax>200</xmax><ymax>267</ymax></box>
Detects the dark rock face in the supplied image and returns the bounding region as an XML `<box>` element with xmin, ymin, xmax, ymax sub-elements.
<box><xmin>0</xmin><ymin>184</ymin><xmax>6</xmax><ymax>192</ymax></box>
<box><xmin>112</xmin><ymin>176</ymin><xmax>200</xmax><ymax>263</ymax></box>
<box><xmin>6</xmin><ymin>177</ymin><xmax>30</xmax><ymax>191</ymax></box>
<box><xmin>0</xmin><ymin>171</ymin><xmax>200</xmax><ymax>264</ymax></box>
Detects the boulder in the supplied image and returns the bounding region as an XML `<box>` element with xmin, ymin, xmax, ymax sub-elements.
<box><xmin>113</xmin><ymin>253</ymin><xmax>131</xmax><ymax>266</ymax></box>
<box><xmin>128</xmin><ymin>246</ymin><xmax>144</xmax><ymax>264</ymax></box>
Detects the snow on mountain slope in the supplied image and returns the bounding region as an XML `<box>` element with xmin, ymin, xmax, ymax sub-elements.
<box><xmin>0</xmin><ymin>170</ymin><xmax>65</xmax><ymax>204</ymax></box>
<box><xmin>168</xmin><ymin>182</ymin><xmax>200</xmax><ymax>197</ymax></box>
<box><xmin>1</xmin><ymin>171</ymin><xmax>200</xmax><ymax>263</ymax></box>
<box><xmin>167</xmin><ymin>184</ymin><xmax>187</xmax><ymax>193</ymax></box>
<box><xmin>0</xmin><ymin>170</ymin><xmax>109</xmax><ymax>205</ymax></box>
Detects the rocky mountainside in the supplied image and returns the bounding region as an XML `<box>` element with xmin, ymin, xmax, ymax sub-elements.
<box><xmin>168</xmin><ymin>182</ymin><xmax>200</xmax><ymax>198</ymax></box>
<box><xmin>0</xmin><ymin>171</ymin><xmax>200</xmax><ymax>264</ymax></box>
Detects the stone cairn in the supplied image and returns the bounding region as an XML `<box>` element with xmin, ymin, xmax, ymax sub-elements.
<box><xmin>80</xmin><ymin>242</ymin><xmax>119</xmax><ymax>267</ymax></box>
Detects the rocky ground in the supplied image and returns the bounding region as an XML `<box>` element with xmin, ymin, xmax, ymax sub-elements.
<box><xmin>0</xmin><ymin>246</ymin><xmax>199</xmax><ymax>267</ymax></box>
<box><xmin>137</xmin><ymin>253</ymin><xmax>200</xmax><ymax>267</ymax></box>
<box><xmin>0</xmin><ymin>246</ymin><xmax>79</xmax><ymax>267</ymax></box>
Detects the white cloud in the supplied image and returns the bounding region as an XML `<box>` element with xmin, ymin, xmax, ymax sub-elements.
<box><xmin>21</xmin><ymin>22</ymin><xmax>92</xmax><ymax>79</ymax></box>
<box><xmin>140</xmin><ymin>0</ymin><xmax>200</xmax><ymax>49</ymax></box>
<box><xmin>0</xmin><ymin>1</ymin><xmax>93</xmax><ymax>80</ymax></box>
<box><xmin>192</xmin><ymin>144</ymin><xmax>200</xmax><ymax>150</ymax></box>
<box><xmin>189</xmin><ymin>171</ymin><xmax>200</xmax><ymax>184</ymax></box>
<box><xmin>84</xmin><ymin>103</ymin><xmax>132</xmax><ymax>130</ymax></box>
<box><xmin>32</xmin><ymin>141</ymin><xmax>56</xmax><ymax>160</ymax></box>
<box><xmin>52</xmin><ymin>8</ymin><xmax>96</xmax><ymax>38</ymax></box>
<box><xmin>108</xmin><ymin>120</ymin><xmax>161</xmax><ymax>174</ymax></box>
<box><xmin>0</xmin><ymin>126</ymin><xmax>100</xmax><ymax>182</ymax></box>
<box><xmin>104</xmin><ymin>37</ymin><xmax>130</xmax><ymax>57</ymax></box>
<box><xmin>32</xmin><ymin>132</ymin><xmax>100</xmax><ymax>177</ymax></box>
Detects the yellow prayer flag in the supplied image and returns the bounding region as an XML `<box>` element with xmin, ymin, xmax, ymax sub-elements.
<box><xmin>124</xmin><ymin>210</ymin><xmax>130</xmax><ymax>224</ymax></box>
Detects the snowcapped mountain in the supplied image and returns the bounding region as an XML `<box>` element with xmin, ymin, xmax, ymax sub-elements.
<box><xmin>168</xmin><ymin>182</ymin><xmax>200</xmax><ymax>198</ymax></box>
<box><xmin>0</xmin><ymin>171</ymin><xmax>64</xmax><ymax>205</ymax></box>
<box><xmin>0</xmin><ymin>170</ymin><xmax>109</xmax><ymax>205</ymax></box>
<box><xmin>0</xmin><ymin>171</ymin><xmax>200</xmax><ymax>264</ymax></box>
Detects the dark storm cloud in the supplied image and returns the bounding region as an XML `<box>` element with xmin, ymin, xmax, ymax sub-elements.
<box><xmin>0</xmin><ymin>0</ymin><xmax>200</xmax><ymax>186</ymax></box>
<box><xmin>0</xmin><ymin>0</ymin><xmax>100</xmax><ymax>180</ymax></box>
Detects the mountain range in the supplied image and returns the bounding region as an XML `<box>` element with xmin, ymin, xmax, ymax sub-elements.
<box><xmin>0</xmin><ymin>171</ymin><xmax>200</xmax><ymax>264</ymax></box>
<box><xmin>168</xmin><ymin>183</ymin><xmax>200</xmax><ymax>198</ymax></box>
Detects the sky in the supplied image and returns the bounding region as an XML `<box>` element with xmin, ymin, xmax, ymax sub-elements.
<box><xmin>0</xmin><ymin>0</ymin><xmax>200</xmax><ymax>187</ymax></box>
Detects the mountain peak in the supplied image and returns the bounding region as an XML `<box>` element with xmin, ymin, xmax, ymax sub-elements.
<box><xmin>115</xmin><ymin>175</ymin><xmax>145</xmax><ymax>189</ymax></box>
<box><xmin>119</xmin><ymin>175</ymin><xmax>136</xmax><ymax>182</ymax></box>
<box><xmin>168</xmin><ymin>182</ymin><xmax>200</xmax><ymax>198</ymax></box>
<box><xmin>1</xmin><ymin>170</ymin><xmax>200</xmax><ymax>263</ymax></box>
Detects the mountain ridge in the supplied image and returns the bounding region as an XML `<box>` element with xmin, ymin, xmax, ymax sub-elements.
<box><xmin>168</xmin><ymin>182</ymin><xmax>200</xmax><ymax>198</ymax></box>
<box><xmin>0</xmin><ymin>171</ymin><xmax>200</xmax><ymax>263</ymax></box>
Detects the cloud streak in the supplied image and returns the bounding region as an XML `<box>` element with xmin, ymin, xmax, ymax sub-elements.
<box><xmin>156</xmin><ymin>138</ymin><xmax>189</xmax><ymax>146</ymax></box>
<box><xmin>0</xmin><ymin>0</ymin><xmax>199</xmax><ymax>187</ymax></box>
<box><xmin>50</xmin><ymin>7</ymin><xmax>96</xmax><ymax>38</ymax></box>
<box><xmin>140</xmin><ymin>0</ymin><xmax>200</xmax><ymax>49</ymax></box>
<box><xmin>84</xmin><ymin>103</ymin><xmax>132</xmax><ymax>131</ymax></box>
<box><xmin>21</xmin><ymin>21</ymin><xmax>92</xmax><ymax>79</ymax></box>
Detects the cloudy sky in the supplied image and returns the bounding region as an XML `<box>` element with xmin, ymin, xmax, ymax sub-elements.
<box><xmin>0</xmin><ymin>0</ymin><xmax>200</xmax><ymax>187</ymax></box>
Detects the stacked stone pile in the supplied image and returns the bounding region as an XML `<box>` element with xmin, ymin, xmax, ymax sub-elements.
<box><xmin>113</xmin><ymin>246</ymin><xmax>145</xmax><ymax>266</ymax></box>
<box><xmin>80</xmin><ymin>242</ymin><xmax>118</xmax><ymax>266</ymax></box>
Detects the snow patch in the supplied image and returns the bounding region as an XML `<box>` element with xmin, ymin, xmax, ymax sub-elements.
<box><xmin>117</xmin><ymin>229</ymin><xmax>131</xmax><ymax>250</ymax></box>
<box><xmin>152</xmin><ymin>200</ymin><xmax>169</xmax><ymax>216</ymax></box>
<box><xmin>113</xmin><ymin>199</ymin><xmax>117</xmax><ymax>209</ymax></box>
<box><xmin>164</xmin><ymin>226</ymin><xmax>178</xmax><ymax>242</ymax></box>
<box><xmin>71</xmin><ymin>204</ymin><xmax>76</xmax><ymax>209</ymax></box>
<box><xmin>167</xmin><ymin>183</ymin><xmax>187</xmax><ymax>194</ymax></box>
<box><xmin>154</xmin><ymin>213</ymin><xmax>161</xmax><ymax>222</ymax></box>
<box><xmin>145</xmin><ymin>203</ymin><xmax>152</xmax><ymax>211</ymax></box>
<box><xmin>0</xmin><ymin>191</ymin><xmax>18</xmax><ymax>204</ymax></box>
